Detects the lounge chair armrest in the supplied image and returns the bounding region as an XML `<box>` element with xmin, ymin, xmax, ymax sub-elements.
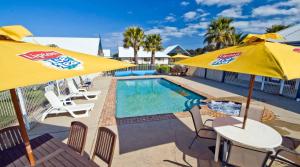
<box><xmin>78</xmin><ymin>89</ymin><xmax>87</xmax><ymax>92</ymax></box>
<box><xmin>63</xmin><ymin>99</ymin><xmax>75</xmax><ymax>106</ymax></box>
<box><xmin>204</xmin><ymin>119</ymin><xmax>214</xmax><ymax>126</ymax></box>
<box><xmin>198</xmin><ymin>128</ymin><xmax>214</xmax><ymax>132</ymax></box>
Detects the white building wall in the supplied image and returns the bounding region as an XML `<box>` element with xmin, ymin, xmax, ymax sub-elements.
<box><xmin>24</xmin><ymin>37</ymin><xmax>100</xmax><ymax>56</ymax></box>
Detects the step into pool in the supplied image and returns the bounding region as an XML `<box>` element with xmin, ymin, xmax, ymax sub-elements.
<box><xmin>116</xmin><ymin>78</ymin><xmax>206</xmax><ymax>118</ymax></box>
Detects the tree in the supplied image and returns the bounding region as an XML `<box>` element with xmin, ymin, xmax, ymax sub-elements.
<box><xmin>123</xmin><ymin>27</ymin><xmax>145</xmax><ymax>64</ymax></box>
<box><xmin>144</xmin><ymin>34</ymin><xmax>163</xmax><ymax>65</ymax></box>
<box><xmin>234</xmin><ymin>32</ymin><xmax>247</xmax><ymax>45</ymax></box>
<box><xmin>48</xmin><ymin>44</ymin><xmax>59</xmax><ymax>48</ymax></box>
<box><xmin>204</xmin><ymin>17</ymin><xmax>236</xmax><ymax>50</ymax></box>
<box><xmin>186</xmin><ymin>48</ymin><xmax>205</xmax><ymax>56</ymax></box>
<box><xmin>266</xmin><ymin>24</ymin><xmax>290</xmax><ymax>33</ymax></box>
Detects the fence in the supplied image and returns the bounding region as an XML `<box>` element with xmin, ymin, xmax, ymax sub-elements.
<box><xmin>195</xmin><ymin>69</ymin><xmax>299</xmax><ymax>99</ymax></box>
<box><xmin>0</xmin><ymin>84</ymin><xmax>51</xmax><ymax>129</ymax></box>
<box><xmin>0</xmin><ymin>75</ymin><xmax>97</xmax><ymax>129</ymax></box>
<box><xmin>0</xmin><ymin>81</ymin><xmax>68</xmax><ymax>129</ymax></box>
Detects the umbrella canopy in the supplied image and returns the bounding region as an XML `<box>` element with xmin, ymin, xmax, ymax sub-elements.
<box><xmin>0</xmin><ymin>40</ymin><xmax>134</xmax><ymax>91</ymax></box>
<box><xmin>176</xmin><ymin>40</ymin><xmax>300</xmax><ymax>80</ymax></box>
<box><xmin>0</xmin><ymin>25</ymin><xmax>133</xmax><ymax>166</ymax></box>
<box><xmin>171</xmin><ymin>54</ymin><xmax>190</xmax><ymax>59</ymax></box>
<box><xmin>0</xmin><ymin>25</ymin><xmax>32</xmax><ymax>41</ymax></box>
<box><xmin>176</xmin><ymin>33</ymin><xmax>300</xmax><ymax>129</ymax></box>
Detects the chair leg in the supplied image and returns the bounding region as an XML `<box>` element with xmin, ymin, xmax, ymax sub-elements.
<box><xmin>189</xmin><ymin>135</ymin><xmax>198</xmax><ymax>149</ymax></box>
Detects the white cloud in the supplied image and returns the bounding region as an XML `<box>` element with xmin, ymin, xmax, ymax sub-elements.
<box><xmin>218</xmin><ymin>7</ymin><xmax>248</xmax><ymax>18</ymax></box>
<box><xmin>183</xmin><ymin>11</ymin><xmax>197</xmax><ymax>21</ymax></box>
<box><xmin>252</xmin><ymin>1</ymin><xmax>300</xmax><ymax>17</ymax></box>
<box><xmin>165</xmin><ymin>16</ymin><xmax>176</xmax><ymax>22</ymax></box>
<box><xmin>232</xmin><ymin>17</ymin><xmax>297</xmax><ymax>33</ymax></box>
<box><xmin>183</xmin><ymin>10</ymin><xmax>209</xmax><ymax>21</ymax></box>
<box><xmin>195</xmin><ymin>0</ymin><xmax>251</xmax><ymax>6</ymax></box>
<box><xmin>145</xmin><ymin>22</ymin><xmax>209</xmax><ymax>42</ymax></box>
<box><xmin>165</xmin><ymin>14</ymin><xmax>176</xmax><ymax>22</ymax></box>
<box><xmin>181</xmin><ymin>1</ymin><xmax>190</xmax><ymax>6</ymax></box>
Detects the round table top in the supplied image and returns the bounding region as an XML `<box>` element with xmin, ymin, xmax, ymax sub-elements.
<box><xmin>212</xmin><ymin>117</ymin><xmax>282</xmax><ymax>149</ymax></box>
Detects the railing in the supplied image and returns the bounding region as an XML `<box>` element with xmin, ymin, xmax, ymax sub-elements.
<box><xmin>0</xmin><ymin>84</ymin><xmax>50</xmax><ymax>129</ymax></box>
<box><xmin>0</xmin><ymin>91</ymin><xmax>16</xmax><ymax>129</ymax></box>
<box><xmin>0</xmin><ymin>76</ymin><xmax>96</xmax><ymax>129</ymax></box>
<box><xmin>205</xmin><ymin>70</ymin><xmax>299</xmax><ymax>99</ymax></box>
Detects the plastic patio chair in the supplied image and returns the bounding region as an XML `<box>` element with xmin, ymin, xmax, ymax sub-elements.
<box><xmin>92</xmin><ymin>127</ymin><xmax>116</xmax><ymax>167</ymax></box>
<box><xmin>0</xmin><ymin>126</ymin><xmax>23</xmax><ymax>151</ymax></box>
<box><xmin>239</xmin><ymin>103</ymin><xmax>265</xmax><ymax>122</ymax></box>
<box><xmin>42</xmin><ymin>91</ymin><xmax>94</xmax><ymax>121</ymax></box>
<box><xmin>66</xmin><ymin>78</ymin><xmax>100</xmax><ymax>100</ymax></box>
<box><xmin>224</xmin><ymin>141</ymin><xmax>272</xmax><ymax>167</ymax></box>
<box><xmin>189</xmin><ymin>105</ymin><xmax>216</xmax><ymax>149</ymax></box>
<box><xmin>269</xmin><ymin>136</ymin><xmax>300</xmax><ymax>167</ymax></box>
<box><xmin>67</xmin><ymin>121</ymin><xmax>88</xmax><ymax>155</ymax></box>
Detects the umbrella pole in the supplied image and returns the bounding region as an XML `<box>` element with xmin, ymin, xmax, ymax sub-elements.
<box><xmin>242</xmin><ymin>75</ymin><xmax>256</xmax><ymax>129</ymax></box>
<box><xmin>10</xmin><ymin>89</ymin><xmax>36</xmax><ymax>166</ymax></box>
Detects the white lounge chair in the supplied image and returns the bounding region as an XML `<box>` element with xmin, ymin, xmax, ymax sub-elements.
<box><xmin>66</xmin><ymin>78</ymin><xmax>100</xmax><ymax>100</ymax></box>
<box><xmin>42</xmin><ymin>91</ymin><xmax>94</xmax><ymax>121</ymax></box>
<box><xmin>73</xmin><ymin>77</ymin><xmax>91</xmax><ymax>90</ymax></box>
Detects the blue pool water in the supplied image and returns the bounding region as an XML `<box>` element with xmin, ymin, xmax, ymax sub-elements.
<box><xmin>116</xmin><ymin>78</ymin><xmax>206</xmax><ymax>118</ymax></box>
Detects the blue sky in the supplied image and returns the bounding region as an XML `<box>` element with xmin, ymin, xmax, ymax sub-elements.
<box><xmin>0</xmin><ymin>0</ymin><xmax>299</xmax><ymax>53</ymax></box>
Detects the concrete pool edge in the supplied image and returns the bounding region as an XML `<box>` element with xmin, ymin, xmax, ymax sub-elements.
<box><xmin>99</xmin><ymin>76</ymin><xmax>216</xmax><ymax>126</ymax></box>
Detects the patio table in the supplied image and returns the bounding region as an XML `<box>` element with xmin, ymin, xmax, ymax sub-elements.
<box><xmin>212</xmin><ymin>116</ymin><xmax>282</xmax><ymax>162</ymax></box>
<box><xmin>0</xmin><ymin>133</ymin><xmax>99</xmax><ymax>167</ymax></box>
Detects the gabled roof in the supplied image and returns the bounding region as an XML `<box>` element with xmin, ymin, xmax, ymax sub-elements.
<box><xmin>118</xmin><ymin>44</ymin><xmax>190</xmax><ymax>58</ymax></box>
<box><xmin>163</xmin><ymin>44</ymin><xmax>190</xmax><ymax>55</ymax></box>
<box><xmin>118</xmin><ymin>47</ymin><xmax>170</xmax><ymax>58</ymax></box>
<box><xmin>24</xmin><ymin>37</ymin><xmax>100</xmax><ymax>55</ymax></box>
<box><xmin>269</xmin><ymin>24</ymin><xmax>300</xmax><ymax>45</ymax></box>
<box><xmin>277</xmin><ymin>24</ymin><xmax>300</xmax><ymax>42</ymax></box>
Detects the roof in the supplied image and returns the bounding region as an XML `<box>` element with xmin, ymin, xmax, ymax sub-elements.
<box><xmin>268</xmin><ymin>24</ymin><xmax>300</xmax><ymax>45</ymax></box>
<box><xmin>24</xmin><ymin>37</ymin><xmax>100</xmax><ymax>55</ymax></box>
<box><xmin>163</xmin><ymin>45</ymin><xmax>190</xmax><ymax>55</ymax></box>
<box><xmin>118</xmin><ymin>47</ymin><xmax>170</xmax><ymax>58</ymax></box>
<box><xmin>277</xmin><ymin>24</ymin><xmax>300</xmax><ymax>42</ymax></box>
<box><xmin>118</xmin><ymin>44</ymin><xmax>190</xmax><ymax>58</ymax></box>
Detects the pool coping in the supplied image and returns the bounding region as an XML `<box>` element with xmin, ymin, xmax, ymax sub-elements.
<box><xmin>99</xmin><ymin>76</ymin><xmax>216</xmax><ymax>126</ymax></box>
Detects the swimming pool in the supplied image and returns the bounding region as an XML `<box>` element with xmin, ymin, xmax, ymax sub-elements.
<box><xmin>116</xmin><ymin>78</ymin><xmax>206</xmax><ymax>118</ymax></box>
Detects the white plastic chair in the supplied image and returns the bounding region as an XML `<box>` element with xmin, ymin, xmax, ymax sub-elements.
<box><xmin>42</xmin><ymin>91</ymin><xmax>94</xmax><ymax>121</ymax></box>
<box><xmin>66</xmin><ymin>78</ymin><xmax>100</xmax><ymax>100</ymax></box>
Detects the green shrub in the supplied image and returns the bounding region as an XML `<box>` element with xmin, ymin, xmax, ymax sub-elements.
<box><xmin>156</xmin><ymin>65</ymin><xmax>170</xmax><ymax>74</ymax></box>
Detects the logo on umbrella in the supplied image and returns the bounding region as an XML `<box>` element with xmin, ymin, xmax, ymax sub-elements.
<box><xmin>293</xmin><ymin>48</ymin><xmax>300</xmax><ymax>53</ymax></box>
<box><xmin>18</xmin><ymin>51</ymin><xmax>83</xmax><ymax>70</ymax></box>
<box><xmin>211</xmin><ymin>52</ymin><xmax>241</xmax><ymax>66</ymax></box>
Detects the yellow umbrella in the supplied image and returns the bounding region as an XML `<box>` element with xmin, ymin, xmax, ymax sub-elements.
<box><xmin>0</xmin><ymin>25</ymin><xmax>33</xmax><ymax>41</ymax></box>
<box><xmin>0</xmin><ymin>25</ymin><xmax>134</xmax><ymax>166</ymax></box>
<box><xmin>171</xmin><ymin>54</ymin><xmax>190</xmax><ymax>59</ymax></box>
<box><xmin>176</xmin><ymin>33</ymin><xmax>300</xmax><ymax>128</ymax></box>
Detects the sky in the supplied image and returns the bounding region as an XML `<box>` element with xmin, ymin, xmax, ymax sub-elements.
<box><xmin>0</xmin><ymin>0</ymin><xmax>299</xmax><ymax>53</ymax></box>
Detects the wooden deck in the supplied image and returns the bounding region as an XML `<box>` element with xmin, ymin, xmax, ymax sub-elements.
<box><xmin>0</xmin><ymin>133</ymin><xmax>98</xmax><ymax>167</ymax></box>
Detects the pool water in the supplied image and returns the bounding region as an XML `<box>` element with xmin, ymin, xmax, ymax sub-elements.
<box><xmin>116</xmin><ymin>78</ymin><xmax>206</xmax><ymax>118</ymax></box>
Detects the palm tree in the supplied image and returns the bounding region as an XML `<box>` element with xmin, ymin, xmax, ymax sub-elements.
<box><xmin>123</xmin><ymin>27</ymin><xmax>145</xmax><ymax>64</ymax></box>
<box><xmin>204</xmin><ymin>17</ymin><xmax>236</xmax><ymax>50</ymax></box>
<box><xmin>234</xmin><ymin>32</ymin><xmax>247</xmax><ymax>45</ymax></box>
<box><xmin>144</xmin><ymin>34</ymin><xmax>163</xmax><ymax>65</ymax></box>
<box><xmin>266</xmin><ymin>24</ymin><xmax>290</xmax><ymax>33</ymax></box>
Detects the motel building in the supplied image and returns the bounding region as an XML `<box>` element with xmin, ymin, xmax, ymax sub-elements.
<box><xmin>118</xmin><ymin>45</ymin><xmax>190</xmax><ymax>65</ymax></box>
<box><xmin>24</xmin><ymin>36</ymin><xmax>111</xmax><ymax>58</ymax></box>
